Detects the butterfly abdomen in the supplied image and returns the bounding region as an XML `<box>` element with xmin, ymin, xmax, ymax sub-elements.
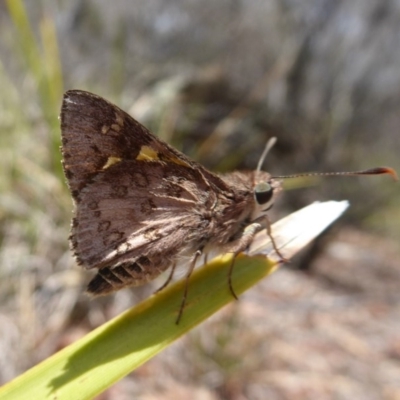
<box><xmin>87</xmin><ymin>256</ymin><xmax>170</xmax><ymax>295</ymax></box>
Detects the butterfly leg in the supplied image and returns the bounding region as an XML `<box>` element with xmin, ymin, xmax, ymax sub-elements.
<box><xmin>226</xmin><ymin>222</ymin><xmax>263</xmax><ymax>300</ymax></box>
<box><xmin>155</xmin><ymin>262</ymin><xmax>177</xmax><ymax>293</ymax></box>
<box><xmin>264</xmin><ymin>215</ymin><xmax>289</xmax><ymax>263</ymax></box>
<box><xmin>176</xmin><ymin>249</ymin><xmax>202</xmax><ymax>324</ymax></box>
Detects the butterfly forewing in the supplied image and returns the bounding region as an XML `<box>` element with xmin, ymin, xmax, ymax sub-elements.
<box><xmin>61</xmin><ymin>90</ymin><xmax>200</xmax><ymax>200</ymax></box>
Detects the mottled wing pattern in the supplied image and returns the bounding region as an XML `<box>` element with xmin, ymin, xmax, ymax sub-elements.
<box><xmin>61</xmin><ymin>90</ymin><xmax>202</xmax><ymax>201</ymax></box>
<box><xmin>72</xmin><ymin>160</ymin><xmax>215</xmax><ymax>269</ymax></box>
<box><xmin>60</xmin><ymin>90</ymin><xmax>234</xmax><ymax>294</ymax></box>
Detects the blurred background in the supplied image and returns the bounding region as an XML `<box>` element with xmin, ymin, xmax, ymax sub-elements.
<box><xmin>0</xmin><ymin>1</ymin><xmax>400</xmax><ymax>399</ymax></box>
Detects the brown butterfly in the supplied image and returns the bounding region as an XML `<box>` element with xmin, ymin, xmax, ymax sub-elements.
<box><xmin>60</xmin><ymin>90</ymin><xmax>397</xmax><ymax>322</ymax></box>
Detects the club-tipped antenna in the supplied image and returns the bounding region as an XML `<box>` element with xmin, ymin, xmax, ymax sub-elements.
<box><xmin>257</xmin><ymin>137</ymin><xmax>277</xmax><ymax>173</ymax></box>
<box><xmin>272</xmin><ymin>167</ymin><xmax>398</xmax><ymax>181</ymax></box>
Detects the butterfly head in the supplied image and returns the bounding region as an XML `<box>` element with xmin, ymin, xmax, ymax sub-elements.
<box><xmin>251</xmin><ymin>173</ymin><xmax>283</xmax><ymax>221</ymax></box>
<box><xmin>250</xmin><ymin>137</ymin><xmax>282</xmax><ymax>221</ymax></box>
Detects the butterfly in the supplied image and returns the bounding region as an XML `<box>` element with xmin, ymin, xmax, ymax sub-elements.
<box><xmin>61</xmin><ymin>90</ymin><xmax>397</xmax><ymax>322</ymax></box>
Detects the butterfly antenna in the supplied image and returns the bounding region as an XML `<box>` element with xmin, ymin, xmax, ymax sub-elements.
<box><xmin>272</xmin><ymin>167</ymin><xmax>398</xmax><ymax>181</ymax></box>
<box><xmin>257</xmin><ymin>137</ymin><xmax>277</xmax><ymax>173</ymax></box>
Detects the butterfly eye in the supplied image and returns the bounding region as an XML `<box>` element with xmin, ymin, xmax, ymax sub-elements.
<box><xmin>254</xmin><ymin>182</ymin><xmax>273</xmax><ymax>205</ymax></box>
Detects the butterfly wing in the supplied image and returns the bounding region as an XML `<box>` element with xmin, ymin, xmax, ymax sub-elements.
<box><xmin>71</xmin><ymin>159</ymin><xmax>216</xmax><ymax>268</ymax></box>
<box><xmin>61</xmin><ymin>90</ymin><xmax>236</xmax><ymax>294</ymax></box>
<box><xmin>61</xmin><ymin>90</ymin><xmax>202</xmax><ymax>202</ymax></box>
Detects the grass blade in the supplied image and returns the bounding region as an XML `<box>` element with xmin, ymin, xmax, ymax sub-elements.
<box><xmin>0</xmin><ymin>201</ymin><xmax>348</xmax><ymax>400</ymax></box>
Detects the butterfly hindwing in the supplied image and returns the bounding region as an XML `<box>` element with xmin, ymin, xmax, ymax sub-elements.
<box><xmin>71</xmin><ymin>159</ymin><xmax>215</xmax><ymax>270</ymax></box>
